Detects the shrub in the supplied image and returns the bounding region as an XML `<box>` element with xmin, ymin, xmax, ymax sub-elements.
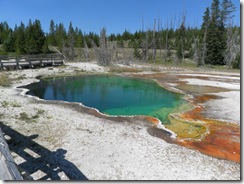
<box><xmin>19</xmin><ymin>112</ymin><xmax>30</xmax><ymax>121</ymax></box>
<box><xmin>0</xmin><ymin>74</ymin><xmax>11</xmax><ymax>86</ymax></box>
<box><xmin>232</xmin><ymin>54</ymin><xmax>240</xmax><ymax>69</ymax></box>
<box><xmin>0</xmin><ymin>49</ymin><xmax>7</xmax><ymax>55</ymax></box>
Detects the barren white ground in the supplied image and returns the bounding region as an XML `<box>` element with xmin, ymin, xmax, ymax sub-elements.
<box><xmin>0</xmin><ymin>62</ymin><xmax>240</xmax><ymax>180</ymax></box>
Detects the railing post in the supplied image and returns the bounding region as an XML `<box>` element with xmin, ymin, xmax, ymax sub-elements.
<box><xmin>40</xmin><ymin>59</ymin><xmax>44</xmax><ymax>67</ymax></box>
<box><xmin>16</xmin><ymin>57</ymin><xmax>19</xmax><ymax>70</ymax></box>
<box><xmin>0</xmin><ymin>57</ymin><xmax>6</xmax><ymax>70</ymax></box>
<box><xmin>52</xmin><ymin>55</ymin><xmax>54</xmax><ymax>65</ymax></box>
<box><xmin>16</xmin><ymin>57</ymin><xmax>22</xmax><ymax>70</ymax></box>
<box><xmin>28</xmin><ymin>58</ymin><xmax>33</xmax><ymax>68</ymax></box>
<box><xmin>59</xmin><ymin>54</ymin><xmax>65</xmax><ymax>65</ymax></box>
<box><xmin>0</xmin><ymin>57</ymin><xmax>2</xmax><ymax>70</ymax></box>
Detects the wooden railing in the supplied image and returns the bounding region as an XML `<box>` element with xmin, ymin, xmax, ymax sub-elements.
<box><xmin>0</xmin><ymin>54</ymin><xmax>65</xmax><ymax>70</ymax></box>
<box><xmin>0</xmin><ymin>128</ymin><xmax>23</xmax><ymax>180</ymax></box>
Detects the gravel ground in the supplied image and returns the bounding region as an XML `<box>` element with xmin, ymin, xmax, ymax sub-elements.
<box><xmin>0</xmin><ymin>61</ymin><xmax>240</xmax><ymax>180</ymax></box>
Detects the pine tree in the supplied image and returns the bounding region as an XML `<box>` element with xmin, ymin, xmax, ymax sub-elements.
<box><xmin>1</xmin><ymin>22</ymin><xmax>11</xmax><ymax>45</ymax></box>
<box><xmin>25</xmin><ymin>19</ymin><xmax>45</xmax><ymax>54</ymax></box>
<box><xmin>42</xmin><ymin>38</ymin><xmax>49</xmax><ymax>54</ymax></box>
<box><xmin>67</xmin><ymin>21</ymin><xmax>75</xmax><ymax>59</ymax></box>
<box><xmin>176</xmin><ymin>19</ymin><xmax>186</xmax><ymax>62</ymax></box>
<box><xmin>221</xmin><ymin>0</ymin><xmax>237</xmax><ymax>68</ymax></box>
<box><xmin>25</xmin><ymin>19</ymin><xmax>34</xmax><ymax>54</ymax></box>
<box><xmin>76</xmin><ymin>29</ymin><xmax>83</xmax><ymax>47</ymax></box>
<box><xmin>48</xmin><ymin>19</ymin><xmax>56</xmax><ymax>46</ymax></box>
<box><xmin>221</xmin><ymin>0</ymin><xmax>236</xmax><ymax>27</ymax></box>
<box><xmin>3</xmin><ymin>31</ymin><xmax>15</xmax><ymax>52</ymax></box>
<box><xmin>0</xmin><ymin>23</ymin><xmax>4</xmax><ymax>44</ymax></box>
<box><xmin>56</xmin><ymin>23</ymin><xmax>66</xmax><ymax>51</ymax></box>
<box><xmin>201</xmin><ymin>7</ymin><xmax>210</xmax><ymax>30</ymax></box>
<box><xmin>206</xmin><ymin>17</ymin><xmax>224</xmax><ymax>65</ymax></box>
<box><xmin>201</xmin><ymin>7</ymin><xmax>210</xmax><ymax>65</ymax></box>
<box><xmin>15</xmin><ymin>22</ymin><xmax>26</xmax><ymax>54</ymax></box>
<box><xmin>34</xmin><ymin>20</ymin><xmax>46</xmax><ymax>53</ymax></box>
<box><xmin>206</xmin><ymin>0</ymin><xmax>225</xmax><ymax>65</ymax></box>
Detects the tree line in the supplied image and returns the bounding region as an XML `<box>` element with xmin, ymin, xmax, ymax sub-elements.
<box><xmin>0</xmin><ymin>20</ymin><xmax>48</xmax><ymax>55</ymax></box>
<box><xmin>0</xmin><ymin>0</ymin><xmax>240</xmax><ymax>68</ymax></box>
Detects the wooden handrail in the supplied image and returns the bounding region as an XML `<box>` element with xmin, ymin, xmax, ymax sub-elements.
<box><xmin>0</xmin><ymin>54</ymin><xmax>65</xmax><ymax>70</ymax></box>
<box><xmin>0</xmin><ymin>128</ymin><xmax>23</xmax><ymax>180</ymax></box>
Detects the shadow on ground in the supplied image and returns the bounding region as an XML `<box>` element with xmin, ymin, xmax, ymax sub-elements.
<box><xmin>0</xmin><ymin>122</ymin><xmax>88</xmax><ymax>180</ymax></box>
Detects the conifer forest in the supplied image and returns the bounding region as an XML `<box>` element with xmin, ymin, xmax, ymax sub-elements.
<box><xmin>0</xmin><ymin>0</ymin><xmax>240</xmax><ymax>69</ymax></box>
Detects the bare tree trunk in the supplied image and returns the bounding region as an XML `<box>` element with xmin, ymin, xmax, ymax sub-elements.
<box><xmin>92</xmin><ymin>28</ymin><xmax>114</xmax><ymax>66</ymax></box>
<box><xmin>181</xmin><ymin>38</ymin><xmax>184</xmax><ymax>62</ymax></box>
<box><xmin>69</xmin><ymin>42</ymin><xmax>75</xmax><ymax>60</ymax></box>
<box><xmin>152</xmin><ymin>19</ymin><xmax>156</xmax><ymax>63</ymax></box>
<box><xmin>158</xmin><ymin>17</ymin><xmax>162</xmax><ymax>59</ymax></box>
<box><xmin>170</xmin><ymin>16</ymin><xmax>175</xmax><ymax>31</ymax></box>
<box><xmin>193</xmin><ymin>37</ymin><xmax>200</xmax><ymax>66</ymax></box>
<box><xmin>224</xmin><ymin>26</ymin><xmax>240</xmax><ymax>69</ymax></box>
<box><xmin>83</xmin><ymin>39</ymin><xmax>90</xmax><ymax>62</ymax></box>
<box><xmin>142</xmin><ymin>16</ymin><xmax>144</xmax><ymax>32</ymax></box>
<box><xmin>181</xmin><ymin>15</ymin><xmax>186</xmax><ymax>62</ymax></box>
<box><xmin>165</xmin><ymin>21</ymin><xmax>169</xmax><ymax>63</ymax></box>
<box><xmin>144</xmin><ymin>30</ymin><xmax>149</xmax><ymax>62</ymax></box>
<box><xmin>201</xmin><ymin>29</ymin><xmax>207</xmax><ymax>66</ymax></box>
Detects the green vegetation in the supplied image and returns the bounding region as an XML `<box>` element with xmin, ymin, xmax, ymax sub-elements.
<box><xmin>19</xmin><ymin>109</ymin><xmax>45</xmax><ymax>122</ymax></box>
<box><xmin>19</xmin><ymin>112</ymin><xmax>30</xmax><ymax>121</ymax></box>
<box><xmin>1</xmin><ymin>101</ymin><xmax>9</xmax><ymax>108</ymax></box>
<box><xmin>0</xmin><ymin>0</ymin><xmax>240</xmax><ymax>69</ymax></box>
<box><xmin>0</xmin><ymin>20</ymin><xmax>49</xmax><ymax>55</ymax></box>
<box><xmin>0</xmin><ymin>73</ymin><xmax>11</xmax><ymax>86</ymax></box>
<box><xmin>37</xmin><ymin>109</ymin><xmax>45</xmax><ymax>115</ymax></box>
<box><xmin>11</xmin><ymin>101</ymin><xmax>21</xmax><ymax>107</ymax></box>
<box><xmin>1</xmin><ymin>100</ymin><xmax>21</xmax><ymax>108</ymax></box>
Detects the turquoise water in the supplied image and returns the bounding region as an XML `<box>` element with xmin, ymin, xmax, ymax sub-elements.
<box><xmin>24</xmin><ymin>75</ymin><xmax>183</xmax><ymax>123</ymax></box>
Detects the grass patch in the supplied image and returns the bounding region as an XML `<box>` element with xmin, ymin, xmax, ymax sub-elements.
<box><xmin>1</xmin><ymin>100</ymin><xmax>21</xmax><ymax>108</ymax></box>
<box><xmin>32</xmin><ymin>114</ymin><xmax>39</xmax><ymax>119</ymax></box>
<box><xmin>15</xmin><ymin>74</ymin><xmax>26</xmax><ymax>81</ymax></box>
<box><xmin>31</xmin><ymin>109</ymin><xmax>45</xmax><ymax>119</ymax></box>
<box><xmin>19</xmin><ymin>109</ymin><xmax>45</xmax><ymax>122</ymax></box>
<box><xmin>0</xmin><ymin>113</ymin><xmax>4</xmax><ymax>119</ymax></box>
<box><xmin>1</xmin><ymin>101</ymin><xmax>9</xmax><ymax>108</ymax></box>
<box><xmin>37</xmin><ymin>109</ymin><xmax>45</xmax><ymax>114</ymax></box>
<box><xmin>12</xmin><ymin>101</ymin><xmax>21</xmax><ymax>107</ymax></box>
<box><xmin>19</xmin><ymin>112</ymin><xmax>31</xmax><ymax>121</ymax></box>
<box><xmin>0</xmin><ymin>73</ymin><xmax>11</xmax><ymax>86</ymax></box>
<box><xmin>19</xmin><ymin>112</ymin><xmax>38</xmax><ymax>123</ymax></box>
<box><xmin>109</xmin><ymin>66</ymin><xmax>142</xmax><ymax>73</ymax></box>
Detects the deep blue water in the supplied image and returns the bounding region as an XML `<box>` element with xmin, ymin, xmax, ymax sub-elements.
<box><xmin>23</xmin><ymin>75</ymin><xmax>183</xmax><ymax>123</ymax></box>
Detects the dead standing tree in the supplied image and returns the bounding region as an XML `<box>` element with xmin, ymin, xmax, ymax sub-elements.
<box><xmin>92</xmin><ymin>28</ymin><xmax>114</xmax><ymax>66</ymax></box>
<box><xmin>224</xmin><ymin>27</ymin><xmax>240</xmax><ymax>69</ymax></box>
<box><xmin>83</xmin><ymin>38</ymin><xmax>90</xmax><ymax>62</ymax></box>
<box><xmin>152</xmin><ymin>19</ymin><xmax>157</xmax><ymax>62</ymax></box>
<box><xmin>192</xmin><ymin>36</ymin><xmax>201</xmax><ymax>66</ymax></box>
<box><xmin>143</xmin><ymin>29</ymin><xmax>149</xmax><ymax>62</ymax></box>
<box><xmin>201</xmin><ymin>29</ymin><xmax>207</xmax><ymax>66</ymax></box>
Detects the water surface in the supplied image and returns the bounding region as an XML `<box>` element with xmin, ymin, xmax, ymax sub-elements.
<box><xmin>24</xmin><ymin>75</ymin><xmax>184</xmax><ymax>123</ymax></box>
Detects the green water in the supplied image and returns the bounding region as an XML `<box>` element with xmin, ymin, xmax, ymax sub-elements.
<box><xmin>24</xmin><ymin>75</ymin><xmax>184</xmax><ymax>123</ymax></box>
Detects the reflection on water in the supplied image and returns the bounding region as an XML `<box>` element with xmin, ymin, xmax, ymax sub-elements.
<box><xmin>23</xmin><ymin>75</ymin><xmax>184</xmax><ymax>123</ymax></box>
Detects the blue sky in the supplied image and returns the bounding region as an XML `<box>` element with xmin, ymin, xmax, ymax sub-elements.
<box><xmin>0</xmin><ymin>0</ymin><xmax>241</xmax><ymax>34</ymax></box>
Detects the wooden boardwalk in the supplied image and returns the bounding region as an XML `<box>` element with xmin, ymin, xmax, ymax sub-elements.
<box><xmin>0</xmin><ymin>128</ymin><xmax>23</xmax><ymax>180</ymax></box>
<box><xmin>0</xmin><ymin>54</ymin><xmax>65</xmax><ymax>70</ymax></box>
